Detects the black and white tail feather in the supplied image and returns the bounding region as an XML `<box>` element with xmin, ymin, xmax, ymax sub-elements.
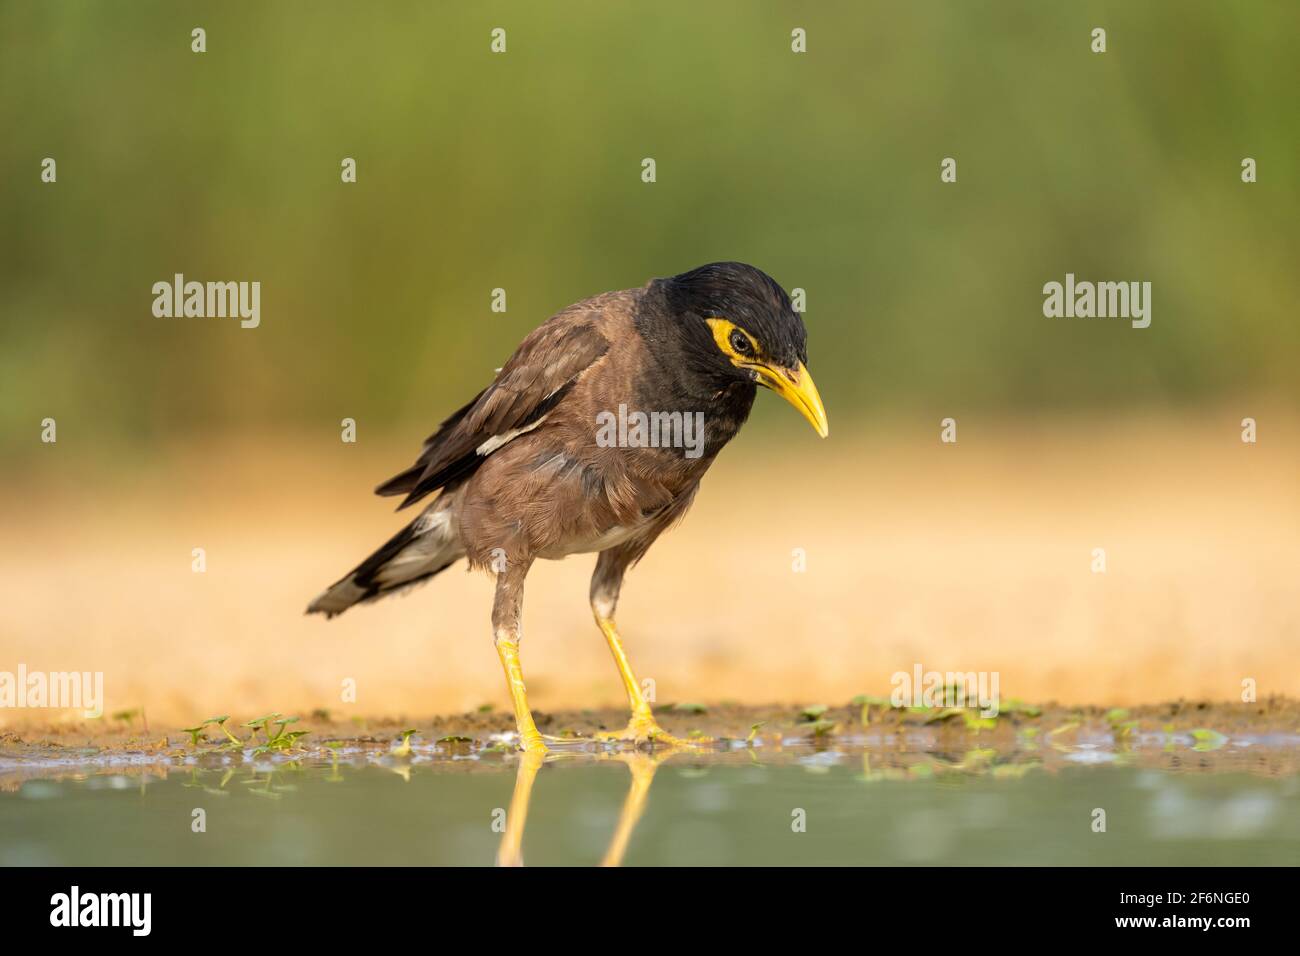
<box><xmin>306</xmin><ymin>310</ymin><xmax>610</xmax><ymax>619</ymax></box>
<box><xmin>306</xmin><ymin>496</ymin><xmax>465</xmax><ymax>618</ymax></box>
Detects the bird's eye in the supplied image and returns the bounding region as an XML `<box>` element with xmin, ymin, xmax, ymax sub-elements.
<box><xmin>729</xmin><ymin>329</ymin><xmax>752</xmax><ymax>355</ymax></box>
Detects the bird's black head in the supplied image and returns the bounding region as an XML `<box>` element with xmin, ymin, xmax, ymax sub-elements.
<box><xmin>658</xmin><ymin>261</ymin><xmax>828</xmax><ymax>437</ymax></box>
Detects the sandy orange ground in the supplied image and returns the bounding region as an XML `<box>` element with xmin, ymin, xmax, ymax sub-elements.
<box><xmin>1</xmin><ymin>410</ymin><xmax>1296</xmax><ymax>729</ymax></box>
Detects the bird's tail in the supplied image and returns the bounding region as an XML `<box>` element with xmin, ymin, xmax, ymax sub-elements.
<box><xmin>306</xmin><ymin>499</ymin><xmax>465</xmax><ymax>618</ymax></box>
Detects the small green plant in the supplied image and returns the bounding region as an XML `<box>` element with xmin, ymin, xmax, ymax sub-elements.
<box><xmin>244</xmin><ymin>713</ymin><xmax>281</xmax><ymax>740</ymax></box>
<box><xmin>180</xmin><ymin>714</ymin><xmax>241</xmax><ymax>748</ymax></box>
<box><xmin>240</xmin><ymin>713</ymin><xmax>309</xmax><ymax>753</ymax></box>
<box><xmin>851</xmin><ymin>694</ymin><xmax>892</xmax><ymax>725</ymax></box>
<box><xmin>112</xmin><ymin>708</ymin><xmax>147</xmax><ymax>732</ymax></box>
<box><xmin>203</xmin><ymin>715</ymin><xmax>242</xmax><ymax>746</ymax></box>
<box><xmin>804</xmin><ymin>719</ymin><xmax>837</xmax><ymax>738</ymax></box>
<box><xmin>919</xmin><ymin>706</ymin><xmax>997</xmax><ymax>731</ymax></box>
<box><xmin>1189</xmin><ymin>728</ymin><xmax>1227</xmax><ymax>752</ymax></box>
<box><xmin>1002</xmin><ymin>699</ymin><xmax>1043</xmax><ymax>717</ymax></box>
<box><xmin>391</xmin><ymin>728</ymin><xmax>418</xmax><ymax>756</ymax></box>
<box><xmin>1113</xmin><ymin>720</ymin><xmax>1140</xmax><ymax>738</ymax></box>
<box><xmin>251</xmin><ymin>732</ymin><xmax>308</xmax><ymax>755</ymax></box>
<box><xmin>800</xmin><ymin>704</ymin><xmax>829</xmax><ymax>721</ymax></box>
<box><xmin>924</xmin><ymin>707</ymin><xmax>966</xmax><ymax>724</ymax></box>
<box><xmin>1103</xmin><ymin>709</ymin><xmax>1139</xmax><ymax>740</ymax></box>
<box><xmin>672</xmin><ymin>702</ymin><xmax>707</xmax><ymax>714</ymax></box>
<box><xmin>746</xmin><ymin>721</ymin><xmax>765</xmax><ymax>745</ymax></box>
<box><xmin>961</xmin><ymin>711</ymin><xmax>998</xmax><ymax>732</ymax></box>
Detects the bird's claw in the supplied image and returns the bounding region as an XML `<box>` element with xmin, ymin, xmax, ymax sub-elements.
<box><xmin>594</xmin><ymin>715</ymin><xmax>713</xmax><ymax>748</ymax></box>
<box><xmin>517</xmin><ymin>732</ymin><xmax>550</xmax><ymax>755</ymax></box>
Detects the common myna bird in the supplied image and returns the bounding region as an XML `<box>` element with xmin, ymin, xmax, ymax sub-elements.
<box><xmin>308</xmin><ymin>262</ymin><xmax>827</xmax><ymax>753</ymax></box>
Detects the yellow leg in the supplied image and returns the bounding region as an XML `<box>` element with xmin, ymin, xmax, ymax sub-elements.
<box><xmin>599</xmin><ymin>752</ymin><xmax>663</xmax><ymax>866</ymax></box>
<box><xmin>495</xmin><ymin>636</ymin><xmax>548</xmax><ymax>754</ymax></box>
<box><xmin>594</xmin><ymin>616</ymin><xmax>712</xmax><ymax>746</ymax></box>
<box><xmin>496</xmin><ymin>750</ymin><xmax>544</xmax><ymax>867</ymax></box>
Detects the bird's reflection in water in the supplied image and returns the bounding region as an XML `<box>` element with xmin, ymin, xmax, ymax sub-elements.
<box><xmin>496</xmin><ymin>749</ymin><xmax>674</xmax><ymax>867</ymax></box>
<box><xmin>495</xmin><ymin>751</ymin><xmax>543</xmax><ymax>867</ymax></box>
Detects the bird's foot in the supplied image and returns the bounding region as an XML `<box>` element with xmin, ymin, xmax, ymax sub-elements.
<box><xmin>594</xmin><ymin>713</ymin><xmax>713</xmax><ymax>748</ymax></box>
<box><xmin>517</xmin><ymin>730</ymin><xmax>550</xmax><ymax>755</ymax></box>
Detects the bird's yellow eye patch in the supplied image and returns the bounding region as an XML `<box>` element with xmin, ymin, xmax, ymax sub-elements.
<box><xmin>705</xmin><ymin>318</ymin><xmax>760</xmax><ymax>364</ymax></box>
<box><xmin>704</xmin><ymin>318</ymin><xmax>828</xmax><ymax>438</ymax></box>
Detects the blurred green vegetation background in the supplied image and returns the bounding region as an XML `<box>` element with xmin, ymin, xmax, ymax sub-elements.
<box><xmin>2</xmin><ymin>1</ymin><xmax>1297</xmax><ymax>461</ymax></box>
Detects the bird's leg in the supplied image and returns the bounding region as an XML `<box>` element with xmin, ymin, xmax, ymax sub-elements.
<box><xmin>593</xmin><ymin>616</ymin><xmax>702</xmax><ymax>745</ymax></box>
<box><xmin>496</xmin><ymin>750</ymin><xmax>544</xmax><ymax>867</ymax></box>
<box><xmin>492</xmin><ymin>558</ymin><xmax>548</xmax><ymax>755</ymax></box>
<box><xmin>599</xmin><ymin>751</ymin><xmax>668</xmax><ymax>866</ymax></box>
<box><xmin>589</xmin><ymin>551</ymin><xmax>711</xmax><ymax>747</ymax></box>
<box><xmin>495</xmin><ymin>638</ymin><xmax>547</xmax><ymax>754</ymax></box>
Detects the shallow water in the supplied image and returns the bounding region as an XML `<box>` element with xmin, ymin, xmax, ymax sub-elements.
<box><xmin>3</xmin><ymin>740</ymin><xmax>1298</xmax><ymax>866</ymax></box>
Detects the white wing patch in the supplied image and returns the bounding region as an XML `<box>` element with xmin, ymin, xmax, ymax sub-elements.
<box><xmin>475</xmin><ymin>414</ymin><xmax>548</xmax><ymax>456</ymax></box>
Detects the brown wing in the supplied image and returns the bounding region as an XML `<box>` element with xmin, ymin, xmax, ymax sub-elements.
<box><xmin>376</xmin><ymin>306</ymin><xmax>613</xmax><ymax>510</ymax></box>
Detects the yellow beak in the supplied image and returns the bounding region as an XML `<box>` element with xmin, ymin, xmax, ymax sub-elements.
<box><xmin>752</xmin><ymin>361</ymin><xmax>829</xmax><ymax>438</ymax></box>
